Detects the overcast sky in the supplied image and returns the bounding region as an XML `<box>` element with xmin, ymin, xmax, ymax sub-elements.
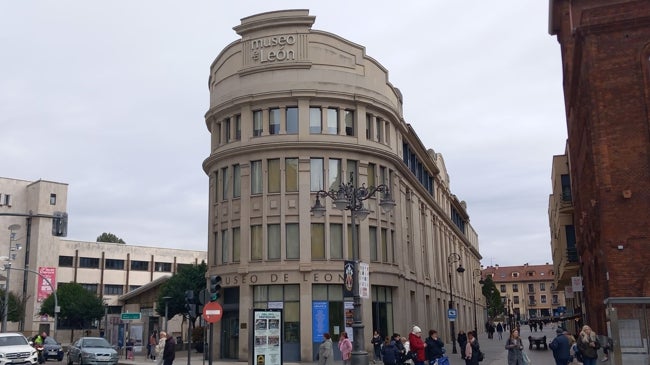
<box><xmin>0</xmin><ymin>1</ymin><xmax>567</xmax><ymax>267</ymax></box>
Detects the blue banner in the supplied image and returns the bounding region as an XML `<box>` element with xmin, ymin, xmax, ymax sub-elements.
<box><xmin>312</xmin><ymin>301</ymin><xmax>329</xmax><ymax>343</ymax></box>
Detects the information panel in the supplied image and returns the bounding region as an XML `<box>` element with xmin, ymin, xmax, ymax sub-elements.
<box><xmin>253</xmin><ymin>309</ymin><xmax>283</xmax><ymax>365</ymax></box>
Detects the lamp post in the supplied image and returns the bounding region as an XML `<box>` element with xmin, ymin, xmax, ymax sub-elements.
<box><xmin>447</xmin><ymin>253</ymin><xmax>464</xmax><ymax>354</ymax></box>
<box><xmin>2</xmin><ymin>224</ymin><xmax>22</xmax><ymax>333</ymax></box>
<box><xmin>311</xmin><ymin>173</ymin><xmax>395</xmax><ymax>365</ymax></box>
<box><xmin>472</xmin><ymin>269</ymin><xmax>481</xmax><ymax>334</ymax></box>
<box><xmin>162</xmin><ymin>296</ymin><xmax>172</xmax><ymax>333</ymax></box>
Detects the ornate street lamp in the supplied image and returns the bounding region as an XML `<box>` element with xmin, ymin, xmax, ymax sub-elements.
<box><xmin>447</xmin><ymin>253</ymin><xmax>465</xmax><ymax>354</ymax></box>
<box><xmin>311</xmin><ymin>173</ymin><xmax>395</xmax><ymax>365</ymax></box>
<box><xmin>472</xmin><ymin>269</ymin><xmax>482</xmax><ymax>334</ymax></box>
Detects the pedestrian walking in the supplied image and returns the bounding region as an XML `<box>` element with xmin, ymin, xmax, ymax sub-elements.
<box><xmin>549</xmin><ymin>327</ymin><xmax>571</xmax><ymax>365</ymax></box>
<box><xmin>496</xmin><ymin>323</ymin><xmax>504</xmax><ymax>340</ymax></box>
<box><xmin>382</xmin><ymin>336</ymin><xmax>400</xmax><ymax>365</ymax></box>
<box><xmin>162</xmin><ymin>334</ymin><xmax>175</xmax><ymax>365</ymax></box>
<box><xmin>505</xmin><ymin>329</ymin><xmax>525</xmax><ymax>365</ymax></box>
<box><xmin>317</xmin><ymin>333</ymin><xmax>333</xmax><ymax>365</ymax></box>
<box><xmin>463</xmin><ymin>331</ymin><xmax>480</xmax><ymax>365</ymax></box>
<box><xmin>577</xmin><ymin>325</ymin><xmax>600</xmax><ymax>365</ymax></box>
<box><xmin>371</xmin><ymin>330</ymin><xmax>383</xmax><ymax>363</ymax></box>
<box><xmin>339</xmin><ymin>332</ymin><xmax>352</xmax><ymax>365</ymax></box>
<box><xmin>408</xmin><ymin>326</ymin><xmax>425</xmax><ymax>365</ymax></box>
<box><xmin>425</xmin><ymin>330</ymin><xmax>445</xmax><ymax>363</ymax></box>
<box><xmin>457</xmin><ymin>330</ymin><xmax>468</xmax><ymax>360</ymax></box>
<box><xmin>155</xmin><ymin>332</ymin><xmax>167</xmax><ymax>365</ymax></box>
<box><xmin>148</xmin><ymin>331</ymin><xmax>158</xmax><ymax>360</ymax></box>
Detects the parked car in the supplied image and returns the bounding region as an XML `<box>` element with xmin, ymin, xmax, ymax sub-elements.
<box><xmin>0</xmin><ymin>332</ymin><xmax>39</xmax><ymax>365</ymax></box>
<box><xmin>42</xmin><ymin>337</ymin><xmax>64</xmax><ymax>361</ymax></box>
<box><xmin>66</xmin><ymin>337</ymin><xmax>117</xmax><ymax>365</ymax></box>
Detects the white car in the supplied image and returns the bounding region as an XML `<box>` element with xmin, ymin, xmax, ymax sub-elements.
<box><xmin>0</xmin><ymin>333</ymin><xmax>38</xmax><ymax>365</ymax></box>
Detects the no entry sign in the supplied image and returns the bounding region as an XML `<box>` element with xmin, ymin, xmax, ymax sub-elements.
<box><xmin>203</xmin><ymin>301</ymin><xmax>223</xmax><ymax>323</ymax></box>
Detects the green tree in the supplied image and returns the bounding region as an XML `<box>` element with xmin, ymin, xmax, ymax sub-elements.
<box><xmin>155</xmin><ymin>261</ymin><xmax>207</xmax><ymax>326</ymax></box>
<box><xmin>40</xmin><ymin>282</ymin><xmax>105</xmax><ymax>342</ymax></box>
<box><xmin>481</xmin><ymin>275</ymin><xmax>504</xmax><ymax>319</ymax></box>
<box><xmin>0</xmin><ymin>289</ymin><xmax>26</xmax><ymax>322</ymax></box>
<box><xmin>96</xmin><ymin>232</ymin><xmax>126</xmax><ymax>244</ymax></box>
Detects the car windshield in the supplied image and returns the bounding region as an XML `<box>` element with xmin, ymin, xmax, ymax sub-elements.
<box><xmin>82</xmin><ymin>339</ymin><xmax>111</xmax><ymax>348</ymax></box>
<box><xmin>0</xmin><ymin>336</ymin><xmax>28</xmax><ymax>346</ymax></box>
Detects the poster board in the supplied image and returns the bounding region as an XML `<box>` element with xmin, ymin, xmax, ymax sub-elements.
<box><xmin>252</xmin><ymin>309</ymin><xmax>283</xmax><ymax>365</ymax></box>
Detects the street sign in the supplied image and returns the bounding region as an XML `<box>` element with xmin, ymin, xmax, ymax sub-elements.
<box><xmin>120</xmin><ymin>312</ymin><xmax>141</xmax><ymax>321</ymax></box>
<box><xmin>202</xmin><ymin>301</ymin><xmax>223</xmax><ymax>323</ymax></box>
<box><xmin>447</xmin><ymin>309</ymin><xmax>457</xmax><ymax>321</ymax></box>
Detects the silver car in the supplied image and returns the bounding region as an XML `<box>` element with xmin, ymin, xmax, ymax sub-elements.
<box><xmin>66</xmin><ymin>338</ymin><xmax>117</xmax><ymax>365</ymax></box>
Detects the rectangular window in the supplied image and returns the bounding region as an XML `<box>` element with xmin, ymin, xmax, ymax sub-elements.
<box><xmin>384</xmin><ymin>120</ymin><xmax>390</xmax><ymax>144</ymax></box>
<box><xmin>528</xmin><ymin>284</ymin><xmax>535</xmax><ymax>293</ymax></box>
<box><xmin>311</xmin><ymin>223</ymin><xmax>325</xmax><ymax>260</ymax></box>
<box><xmin>310</xmin><ymin>107</ymin><xmax>322</xmax><ymax>134</ymax></box>
<box><xmin>235</xmin><ymin>115</ymin><xmax>241</xmax><ymax>140</ymax></box>
<box><xmin>222</xmin><ymin>229</ymin><xmax>229</xmax><ymax>263</ymax></box>
<box><xmin>268</xmin><ymin>159</ymin><xmax>281</xmax><ymax>193</ymax></box>
<box><xmin>310</xmin><ymin>158</ymin><xmax>324</xmax><ymax>191</ymax></box>
<box><xmin>513</xmin><ymin>284</ymin><xmax>519</xmax><ymax>292</ymax></box>
<box><xmin>286</xmin><ymin>107</ymin><xmax>298</xmax><ymax>134</ymax></box>
<box><xmin>215</xmin><ymin>122</ymin><xmax>221</xmax><ymax>144</ymax></box>
<box><xmin>104</xmin><ymin>284</ymin><xmax>124</xmax><ymax>295</ymax></box>
<box><xmin>130</xmin><ymin>260</ymin><xmax>149</xmax><ymax>271</ymax></box>
<box><xmin>50</xmin><ymin>193</ymin><xmax>57</xmax><ymax>205</ymax></box>
<box><xmin>369</xmin><ymin>226</ymin><xmax>378</xmax><ymax>261</ymax></box>
<box><xmin>500</xmin><ymin>284</ymin><xmax>506</xmax><ymax>293</ymax></box>
<box><xmin>380</xmin><ymin>166</ymin><xmax>387</xmax><ymax>185</ymax></box>
<box><xmin>59</xmin><ymin>256</ymin><xmax>74</xmax><ymax>267</ymax></box>
<box><xmin>328</xmin><ymin>159</ymin><xmax>341</xmax><ymax>191</ymax></box>
<box><xmin>514</xmin><ymin>296</ymin><xmax>520</xmax><ymax>304</ymax></box>
<box><xmin>129</xmin><ymin>285</ymin><xmax>141</xmax><ymax>291</ymax></box>
<box><xmin>232</xmin><ymin>227</ymin><xmax>241</xmax><ymax>262</ymax></box>
<box><xmin>285</xmin><ymin>158</ymin><xmax>298</xmax><ymax>192</ymax></box>
<box><xmin>251</xmin><ymin>225</ymin><xmax>263</xmax><ymax>260</ymax></box>
<box><xmin>225</xmin><ymin>117</ymin><xmax>231</xmax><ymax>142</ymax></box>
<box><xmin>344</xmin><ymin>110</ymin><xmax>354</xmax><ymax>136</ymax></box>
<box><xmin>286</xmin><ymin>223</ymin><xmax>299</xmax><ymax>259</ymax></box>
<box><xmin>327</xmin><ymin>108</ymin><xmax>339</xmax><ymax>134</ymax></box>
<box><xmin>253</xmin><ymin>110</ymin><xmax>263</xmax><ymax>136</ymax></box>
<box><xmin>105</xmin><ymin>259</ymin><xmax>125</xmax><ymax>270</ymax></box>
<box><xmin>79</xmin><ymin>257</ymin><xmax>100</xmax><ymax>268</ymax></box>
<box><xmin>376</xmin><ymin>118</ymin><xmax>383</xmax><ymax>142</ymax></box>
<box><xmin>268</xmin><ymin>224</ymin><xmax>281</xmax><ymax>260</ymax></box>
<box><xmin>81</xmin><ymin>284</ymin><xmax>98</xmax><ymax>293</ymax></box>
<box><xmin>346</xmin><ymin>160</ymin><xmax>357</xmax><ymax>186</ymax></box>
<box><xmin>329</xmin><ymin>223</ymin><xmax>343</xmax><ymax>259</ymax></box>
<box><xmin>251</xmin><ymin>160</ymin><xmax>263</xmax><ymax>194</ymax></box>
<box><xmin>367</xmin><ymin>163</ymin><xmax>376</xmax><ymax>188</ymax></box>
<box><xmin>221</xmin><ymin>167</ymin><xmax>229</xmax><ymax>200</ymax></box>
<box><xmin>154</xmin><ymin>262</ymin><xmax>172</xmax><ymax>272</ymax></box>
<box><xmin>541</xmin><ymin>295</ymin><xmax>547</xmax><ymax>304</ymax></box>
<box><xmin>366</xmin><ymin>114</ymin><xmax>373</xmax><ymax>139</ymax></box>
<box><xmin>540</xmin><ymin>283</ymin><xmax>546</xmax><ymax>291</ymax></box>
<box><xmin>381</xmin><ymin>228</ymin><xmax>388</xmax><ymax>263</ymax></box>
<box><xmin>269</xmin><ymin>108</ymin><xmax>280</xmax><ymax>134</ymax></box>
<box><xmin>233</xmin><ymin>164</ymin><xmax>241</xmax><ymax>198</ymax></box>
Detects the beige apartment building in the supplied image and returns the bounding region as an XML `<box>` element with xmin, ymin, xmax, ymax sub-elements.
<box><xmin>204</xmin><ymin>10</ymin><xmax>482</xmax><ymax>362</ymax></box>
<box><xmin>482</xmin><ymin>264</ymin><xmax>566</xmax><ymax>324</ymax></box>
<box><xmin>0</xmin><ymin>177</ymin><xmax>206</xmax><ymax>345</ymax></box>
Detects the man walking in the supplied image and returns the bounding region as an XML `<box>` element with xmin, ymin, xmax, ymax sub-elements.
<box><xmin>549</xmin><ymin>328</ymin><xmax>571</xmax><ymax>365</ymax></box>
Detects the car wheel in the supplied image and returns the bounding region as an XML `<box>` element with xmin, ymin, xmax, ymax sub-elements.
<box><xmin>66</xmin><ymin>354</ymin><xmax>73</xmax><ymax>365</ymax></box>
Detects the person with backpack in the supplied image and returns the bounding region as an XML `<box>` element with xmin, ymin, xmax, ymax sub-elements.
<box><xmin>549</xmin><ymin>327</ymin><xmax>571</xmax><ymax>365</ymax></box>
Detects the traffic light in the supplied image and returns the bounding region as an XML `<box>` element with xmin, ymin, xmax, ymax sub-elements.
<box><xmin>209</xmin><ymin>275</ymin><xmax>222</xmax><ymax>302</ymax></box>
<box><xmin>184</xmin><ymin>290</ymin><xmax>197</xmax><ymax>319</ymax></box>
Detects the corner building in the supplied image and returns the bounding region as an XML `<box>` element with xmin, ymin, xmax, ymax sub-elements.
<box><xmin>204</xmin><ymin>10</ymin><xmax>481</xmax><ymax>362</ymax></box>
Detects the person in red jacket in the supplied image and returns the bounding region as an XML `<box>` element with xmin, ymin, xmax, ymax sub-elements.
<box><xmin>408</xmin><ymin>326</ymin><xmax>426</xmax><ymax>365</ymax></box>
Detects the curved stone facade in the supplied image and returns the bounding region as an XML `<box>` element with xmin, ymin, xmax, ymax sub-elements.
<box><xmin>204</xmin><ymin>10</ymin><xmax>481</xmax><ymax>362</ymax></box>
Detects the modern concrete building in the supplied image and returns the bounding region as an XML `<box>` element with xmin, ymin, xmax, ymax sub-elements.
<box><xmin>482</xmin><ymin>264</ymin><xmax>566</xmax><ymax>323</ymax></box>
<box><xmin>549</xmin><ymin>1</ymin><xmax>650</xmax><ymax>362</ymax></box>
<box><xmin>0</xmin><ymin>177</ymin><xmax>206</xmax><ymax>346</ymax></box>
<box><xmin>203</xmin><ymin>10</ymin><xmax>482</xmax><ymax>362</ymax></box>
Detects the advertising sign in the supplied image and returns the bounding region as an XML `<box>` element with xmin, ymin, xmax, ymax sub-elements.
<box><xmin>312</xmin><ymin>302</ymin><xmax>329</xmax><ymax>343</ymax></box>
<box><xmin>344</xmin><ymin>301</ymin><xmax>354</xmax><ymax>342</ymax></box>
<box><xmin>571</xmin><ymin>276</ymin><xmax>583</xmax><ymax>292</ymax></box>
<box><xmin>37</xmin><ymin>267</ymin><xmax>57</xmax><ymax>302</ymax></box>
<box><xmin>358</xmin><ymin>262</ymin><xmax>369</xmax><ymax>299</ymax></box>
<box><xmin>253</xmin><ymin>309</ymin><xmax>282</xmax><ymax>365</ymax></box>
<box><xmin>343</xmin><ymin>261</ymin><xmax>355</xmax><ymax>298</ymax></box>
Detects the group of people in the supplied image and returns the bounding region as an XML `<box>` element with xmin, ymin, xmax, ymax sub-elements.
<box><xmin>145</xmin><ymin>330</ymin><xmax>177</xmax><ymax>365</ymax></box>
<box><xmin>549</xmin><ymin>325</ymin><xmax>610</xmax><ymax>365</ymax></box>
<box><xmin>318</xmin><ymin>326</ymin><xmax>458</xmax><ymax>365</ymax></box>
<box><xmin>484</xmin><ymin>321</ymin><xmax>506</xmax><ymax>340</ymax></box>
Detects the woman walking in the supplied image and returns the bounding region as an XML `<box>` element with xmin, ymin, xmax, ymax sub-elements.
<box><xmin>577</xmin><ymin>325</ymin><xmax>600</xmax><ymax>365</ymax></box>
<box><xmin>339</xmin><ymin>332</ymin><xmax>352</xmax><ymax>365</ymax></box>
<box><xmin>505</xmin><ymin>329</ymin><xmax>524</xmax><ymax>365</ymax></box>
<box><xmin>463</xmin><ymin>331</ymin><xmax>480</xmax><ymax>365</ymax></box>
<box><xmin>318</xmin><ymin>333</ymin><xmax>333</xmax><ymax>365</ymax></box>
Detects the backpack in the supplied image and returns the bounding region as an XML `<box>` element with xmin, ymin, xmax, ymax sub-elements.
<box><xmin>572</xmin><ymin>343</ymin><xmax>583</xmax><ymax>362</ymax></box>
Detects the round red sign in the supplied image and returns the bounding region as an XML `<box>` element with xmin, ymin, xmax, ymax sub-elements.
<box><xmin>202</xmin><ymin>301</ymin><xmax>223</xmax><ymax>323</ymax></box>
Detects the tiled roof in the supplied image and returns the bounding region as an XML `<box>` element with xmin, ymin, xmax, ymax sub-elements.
<box><xmin>482</xmin><ymin>264</ymin><xmax>555</xmax><ymax>283</ymax></box>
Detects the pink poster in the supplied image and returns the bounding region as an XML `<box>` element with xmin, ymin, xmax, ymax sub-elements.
<box><xmin>37</xmin><ymin>267</ymin><xmax>57</xmax><ymax>302</ymax></box>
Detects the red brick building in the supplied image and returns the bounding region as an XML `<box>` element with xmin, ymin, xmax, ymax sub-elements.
<box><xmin>549</xmin><ymin>0</ymin><xmax>650</xmax><ymax>339</ymax></box>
